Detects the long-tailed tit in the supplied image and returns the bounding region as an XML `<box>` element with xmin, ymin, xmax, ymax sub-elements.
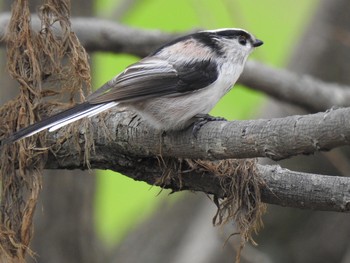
<box><xmin>5</xmin><ymin>28</ymin><xmax>263</xmax><ymax>143</ymax></box>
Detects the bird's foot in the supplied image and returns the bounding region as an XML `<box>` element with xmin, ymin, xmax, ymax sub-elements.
<box><xmin>192</xmin><ymin>114</ymin><xmax>226</xmax><ymax>138</ymax></box>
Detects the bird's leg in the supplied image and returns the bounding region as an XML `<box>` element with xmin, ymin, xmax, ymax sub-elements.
<box><xmin>191</xmin><ymin>114</ymin><xmax>226</xmax><ymax>138</ymax></box>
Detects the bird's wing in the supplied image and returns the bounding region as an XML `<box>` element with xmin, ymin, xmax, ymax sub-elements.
<box><xmin>87</xmin><ymin>57</ymin><xmax>218</xmax><ymax>104</ymax></box>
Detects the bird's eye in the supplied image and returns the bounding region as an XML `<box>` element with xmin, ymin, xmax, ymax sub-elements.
<box><xmin>238</xmin><ymin>36</ymin><xmax>247</xmax><ymax>46</ymax></box>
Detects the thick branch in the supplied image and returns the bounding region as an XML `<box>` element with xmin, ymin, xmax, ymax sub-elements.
<box><xmin>258</xmin><ymin>164</ymin><xmax>350</xmax><ymax>212</ymax></box>
<box><xmin>58</xmin><ymin>107</ymin><xmax>350</xmax><ymax>162</ymax></box>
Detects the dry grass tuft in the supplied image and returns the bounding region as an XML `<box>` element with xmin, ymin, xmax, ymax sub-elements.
<box><xmin>158</xmin><ymin>158</ymin><xmax>266</xmax><ymax>263</ymax></box>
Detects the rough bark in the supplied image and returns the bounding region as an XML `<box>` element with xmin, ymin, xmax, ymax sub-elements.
<box><xmin>25</xmin><ymin>106</ymin><xmax>350</xmax><ymax>162</ymax></box>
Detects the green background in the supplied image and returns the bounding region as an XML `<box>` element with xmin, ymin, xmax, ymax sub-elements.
<box><xmin>92</xmin><ymin>0</ymin><xmax>317</xmax><ymax>245</ymax></box>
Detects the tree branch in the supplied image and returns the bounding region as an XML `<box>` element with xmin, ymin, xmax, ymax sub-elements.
<box><xmin>31</xmin><ymin>107</ymin><xmax>349</xmax><ymax>212</ymax></box>
<box><xmin>45</xmin><ymin>136</ymin><xmax>350</xmax><ymax>212</ymax></box>
<box><xmin>52</xmin><ymin>107</ymin><xmax>350</xmax><ymax>162</ymax></box>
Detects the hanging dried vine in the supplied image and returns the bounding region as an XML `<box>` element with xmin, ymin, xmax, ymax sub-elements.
<box><xmin>0</xmin><ymin>0</ymin><xmax>91</xmax><ymax>261</ymax></box>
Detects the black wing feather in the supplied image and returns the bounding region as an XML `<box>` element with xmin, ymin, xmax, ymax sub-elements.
<box><xmin>175</xmin><ymin>59</ymin><xmax>218</xmax><ymax>92</ymax></box>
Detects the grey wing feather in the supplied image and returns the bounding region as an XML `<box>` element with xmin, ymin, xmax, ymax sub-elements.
<box><xmin>87</xmin><ymin>57</ymin><xmax>218</xmax><ymax>104</ymax></box>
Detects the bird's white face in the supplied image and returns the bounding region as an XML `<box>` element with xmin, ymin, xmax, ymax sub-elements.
<box><xmin>203</xmin><ymin>28</ymin><xmax>262</xmax><ymax>65</ymax></box>
<box><xmin>218</xmin><ymin>38</ymin><xmax>252</xmax><ymax>66</ymax></box>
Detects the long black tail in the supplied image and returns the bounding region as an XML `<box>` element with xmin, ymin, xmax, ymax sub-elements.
<box><xmin>3</xmin><ymin>101</ymin><xmax>117</xmax><ymax>144</ymax></box>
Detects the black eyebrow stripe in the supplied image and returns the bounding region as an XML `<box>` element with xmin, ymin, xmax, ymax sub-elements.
<box><xmin>215</xmin><ymin>30</ymin><xmax>251</xmax><ymax>39</ymax></box>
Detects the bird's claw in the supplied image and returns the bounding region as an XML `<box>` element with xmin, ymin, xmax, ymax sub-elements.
<box><xmin>192</xmin><ymin>114</ymin><xmax>226</xmax><ymax>138</ymax></box>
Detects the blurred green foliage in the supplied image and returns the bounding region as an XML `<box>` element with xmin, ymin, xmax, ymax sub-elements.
<box><xmin>93</xmin><ymin>0</ymin><xmax>317</xmax><ymax>245</ymax></box>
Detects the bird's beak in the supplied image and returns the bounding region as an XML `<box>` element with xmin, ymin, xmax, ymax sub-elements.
<box><xmin>253</xmin><ymin>39</ymin><xmax>263</xmax><ymax>47</ymax></box>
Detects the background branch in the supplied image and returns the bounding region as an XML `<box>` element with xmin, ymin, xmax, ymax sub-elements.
<box><xmin>240</xmin><ymin>61</ymin><xmax>350</xmax><ymax>112</ymax></box>
<box><xmin>1</xmin><ymin>13</ymin><xmax>350</xmax><ymax>113</ymax></box>
<box><xmin>0</xmin><ymin>13</ymin><xmax>183</xmax><ymax>56</ymax></box>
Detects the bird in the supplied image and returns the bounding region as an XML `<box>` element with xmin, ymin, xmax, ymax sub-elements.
<box><xmin>4</xmin><ymin>28</ymin><xmax>263</xmax><ymax>144</ymax></box>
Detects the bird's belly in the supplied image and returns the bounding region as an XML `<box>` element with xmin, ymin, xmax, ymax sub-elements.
<box><xmin>130</xmin><ymin>84</ymin><xmax>228</xmax><ymax>131</ymax></box>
